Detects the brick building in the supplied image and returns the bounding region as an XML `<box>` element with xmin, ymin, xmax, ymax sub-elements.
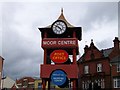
<box><xmin>78</xmin><ymin>40</ymin><xmax>111</xmax><ymax>90</ymax></box>
<box><xmin>12</xmin><ymin>77</ymin><xmax>42</xmax><ymax>89</ymax></box>
<box><xmin>77</xmin><ymin>37</ymin><xmax>120</xmax><ymax>90</ymax></box>
<box><xmin>0</xmin><ymin>56</ymin><xmax>4</xmax><ymax>89</ymax></box>
<box><xmin>109</xmin><ymin>37</ymin><xmax>120</xmax><ymax>89</ymax></box>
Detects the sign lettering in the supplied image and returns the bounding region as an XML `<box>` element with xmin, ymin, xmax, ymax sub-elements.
<box><xmin>51</xmin><ymin>70</ymin><xmax>67</xmax><ymax>86</ymax></box>
<box><xmin>50</xmin><ymin>50</ymin><xmax>68</xmax><ymax>63</ymax></box>
<box><xmin>42</xmin><ymin>38</ymin><xmax>78</xmax><ymax>48</ymax></box>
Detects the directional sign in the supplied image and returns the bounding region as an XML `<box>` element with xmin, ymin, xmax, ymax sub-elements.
<box><xmin>51</xmin><ymin>70</ymin><xmax>67</xmax><ymax>86</ymax></box>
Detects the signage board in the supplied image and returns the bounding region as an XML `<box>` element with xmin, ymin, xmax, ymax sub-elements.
<box><xmin>42</xmin><ymin>38</ymin><xmax>78</xmax><ymax>48</ymax></box>
<box><xmin>50</xmin><ymin>50</ymin><xmax>68</xmax><ymax>63</ymax></box>
<box><xmin>51</xmin><ymin>70</ymin><xmax>67</xmax><ymax>86</ymax></box>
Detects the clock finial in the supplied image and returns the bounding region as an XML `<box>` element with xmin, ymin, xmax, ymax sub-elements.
<box><xmin>91</xmin><ymin>39</ymin><xmax>93</xmax><ymax>43</ymax></box>
<box><xmin>61</xmin><ymin>8</ymin><xmax>63</xmax><ymax>13</ymax></box>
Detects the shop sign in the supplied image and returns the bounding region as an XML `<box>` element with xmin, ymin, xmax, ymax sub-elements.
<box><xmin>42</xmin><ymin>38</ymin><xmax>78</xmax><ymax>48</ymax></box>
<box><xmin>50</xmin><ymin>50</ymin><xmax>68</xmax><ymax>63</ymax></box>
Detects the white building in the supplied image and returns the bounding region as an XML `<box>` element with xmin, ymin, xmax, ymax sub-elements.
<box><xmin>1</xmin><ymin>76</ymin><xmax>15</xmax><ymax>89</ymax></box>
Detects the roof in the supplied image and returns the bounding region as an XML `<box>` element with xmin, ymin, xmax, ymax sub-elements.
<box><xmin>101</xmin><ymin>48</ymin><xmax>113</xmax><ymax>57</ymax></box>
<box><xmin>78</xmin><ymin>47</ymin><xmax>113</xmax><ymax>63</ymax></box>
<box><xmin>45</xmin><ymin>8</ymin><xmax>74</xmax><ymax>28</ymax></box>
<box><xmin>39</xmin><ymin>9</ymin><xmax>82</xmax><ymax>41</ymax></box>
<box><xmin>2</xmin><ymin>76</ymin><xmax>15</xmax><ymax>88</ymax></box>
<box><xmin>111</xmin><ymin>55</ymin><xmax>120</xmax><ymax>63</ymax></box>
<box><xmin>57</xmin><ymin>8</ymin><xmax>74</xmax><ymax>27</ymax></box>
<box><xmin>32</xmin><ymin>77</ymin><xmax>41</xmax><ymax>80</ymax></box>
<box><xmin>16</xmin><ymin>77</ymin><xmax>35</xmax><ymax>84</ymax></box>
<box><xmin>0</xmin><ymin>56</ymin><xmax>4</xmax><ymax>60</ymax></box>
<box><xmin>77</xmin><ymin>40</ymin><xmax>104</xmax><ymax>63</ymax></box>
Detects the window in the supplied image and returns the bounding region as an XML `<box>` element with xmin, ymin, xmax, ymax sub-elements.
<box><xmin>117</xmin><ymin>64</ymin><xmax>120</xmax><ymax>72</ymax></box>
<box><xmin>28</xmin><ymin>84</ymin><xmax>34</xmax><ymax>88</ymax></box>
<box><xmin>84</xmin><ymin>65</ymin><xmax>89</xmax><ymax>74</ymax></box>
<box><xmin>94</xmin><ymin>79</ymin><xmax>105</xmax><ymax>89</ymax></box>
<box><xmin>23</xmin><ymin>81</ymin><xmax>28</xmax><ymax>88</ymax></box>
<box><xmin>114</xmin><ymin>78</ymin><xmax>120</xmax><ymax>88</ymax></box>
<box><xmin>82</xmin><ymin>81</ymin><xmax>91</xmax><ymax>90</ymax></box>
<box><xmin>101</xmin><ymin>79</ymin><xmax>105</xmax><ymax>88</ymax></box>
<box><xmin>38</xmin><ymin>83</ymin><xmax>42</xmax><ymax>88</ymax></box>
<box><xmin>82</xmin><ymin>81</ymin><xmax>85</xmax><ymax>89</ymax></box>
<box><xmin>97</xmin><ymin>63</ymin><xmax>102</xmax><ymax>72</ymax></box>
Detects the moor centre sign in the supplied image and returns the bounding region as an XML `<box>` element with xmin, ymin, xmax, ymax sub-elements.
<box><xmin>42</xmin><ymin>38</ymin><xmax>78</xmax><ymax>48</ymax></box>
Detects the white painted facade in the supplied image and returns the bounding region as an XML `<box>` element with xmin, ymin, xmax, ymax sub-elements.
<box><xmin>1</xmin><ymin>76</ymin><xmax>15</xmax><ymax>89</ymax></box>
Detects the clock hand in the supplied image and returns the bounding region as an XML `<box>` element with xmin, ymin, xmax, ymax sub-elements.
<box><xmin>55</xmin><ymin>25</ymin><xmax>62</xmax><ymax>31</ymax></box>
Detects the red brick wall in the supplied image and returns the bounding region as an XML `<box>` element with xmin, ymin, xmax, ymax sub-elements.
<box><xmin>111</xmin><ymin>64</ymin><xmax>120</xmax><ymax>77</ymax></box>
<box><xmin>84</xmin><ymin>49</ymin><xmax>103</xmax><ymax>61</ymax></box>
<box><xmin>78</xmin><ymin>58</ymin><xmax>111</xmax><ymax>89</ymax></box>
<box><xmin>78</xmin><ymin>58</ymin><xmax>110</xmax><ymax>75</ymax></box>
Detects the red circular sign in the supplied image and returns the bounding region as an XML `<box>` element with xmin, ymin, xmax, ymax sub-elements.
<box><xmin>50</xmin><ymin>50</ymin><xmax>69</xmax><ymax>63</ymax></box>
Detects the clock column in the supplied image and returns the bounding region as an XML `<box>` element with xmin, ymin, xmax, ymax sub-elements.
<box><xmin>38</xmin><ymin>9</ymin><xmax>82</xmax><ymax>90</ymax></box>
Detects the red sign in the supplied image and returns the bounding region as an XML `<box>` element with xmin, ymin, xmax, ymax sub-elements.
<box><xmin>50</xmin><ymin>50</ymin><xmax>69</xmax><ymax>63</ymax></box>
<box><xmin>42</xmin><ymin>38</ymin><xmax>78</xmax><ymax>48</ymax></box>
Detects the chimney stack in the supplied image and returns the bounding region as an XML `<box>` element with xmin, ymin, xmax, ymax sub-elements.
<box><xmin>84</xmin><ymin>45</ymin><xmax>89</xmax><ymax>53</ymax></box>
<box><xmin>113</xmin><ymin>37</ymin><xmax>120</xmax><ymax>50</ymax></box>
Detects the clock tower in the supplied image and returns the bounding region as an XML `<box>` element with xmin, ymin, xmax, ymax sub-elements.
<box><xmin>38</xmin><ymin>9</ymin><xmax>82</xmax><ymax>90</ymax></box>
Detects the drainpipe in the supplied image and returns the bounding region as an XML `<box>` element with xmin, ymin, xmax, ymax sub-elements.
<box><xmin>110</xmin><ymin>63</ymin><xmax>112</xmax><ymax>90</ymax></box>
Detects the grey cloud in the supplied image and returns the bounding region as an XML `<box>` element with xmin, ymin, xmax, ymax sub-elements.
<box><xmin>2</xmin><ymin>27</ymin><xmax>43</xmax><ymax>79</ymax></box>
<box><xmin>2</xmin><ymin>2</ymin><xmax>118</xmax><ymax>80</ymax></box>
<box><xmin>2</xmin><ymin>3</ymin><xmax>43</xmax><ymax>79</ymax></box>
<box><xmin>78</xmin><ymin>2</ymin><xmax>118</xmax><ymax>31</ymax></box>
<box><xmin>118</xmin><ymin>2</ymin><xmax>120</xmax><ymax>38</ymax></box>
<box><xmin>96</xmin><ymin>38</ymin><xmax>114</xmax><ymax>50</ymax></box>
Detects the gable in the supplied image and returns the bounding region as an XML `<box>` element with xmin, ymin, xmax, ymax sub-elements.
<box><xmin>84</xmin><ymin>48</ymin><xmax>103</xmax><ymax>61</ymax></box>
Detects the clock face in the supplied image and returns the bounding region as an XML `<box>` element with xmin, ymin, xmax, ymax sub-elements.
<box><xmin>52</xmin><ymin>20</ymin><xmax>67</xmax><ymax>34</ymax></box>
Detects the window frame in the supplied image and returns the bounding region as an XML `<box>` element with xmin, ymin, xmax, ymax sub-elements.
<box><xmin>114</xmin><ymin>78</ymin><xmax>120</xmax><ymax>88</ymax></box>
<box><xmin>117</xmin><ymin>64</ymin><xmax>120</xmax><ymax>72</ymax></box>
<box><xmin>97</xmin><ymin>63</ymin><xmax>102</xmax><ymax>72</ymax></box>
<box><xmin>84</xmin><ymin>65</ymin><xmax>89</xmax><ymax>74</ymax></box>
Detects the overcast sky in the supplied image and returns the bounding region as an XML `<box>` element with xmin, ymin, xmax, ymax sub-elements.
<box><xmin>0</xmin><ymin>1</ymin><xmax>119</xmax><ymax>80</ymax></box>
